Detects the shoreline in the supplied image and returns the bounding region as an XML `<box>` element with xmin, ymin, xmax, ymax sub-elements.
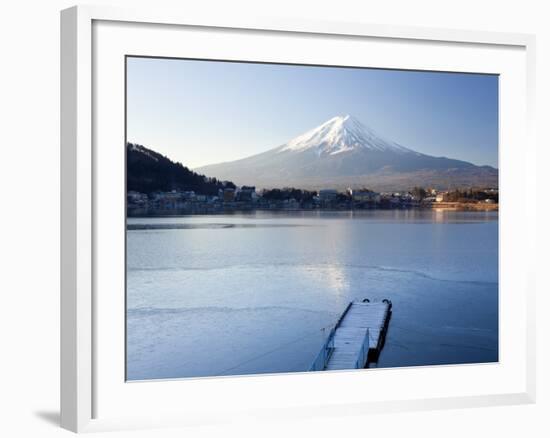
<box><xmin>127</xmin><ymin>203</ymin><xmax>499</xmax><ymax>217</ymax></box>
<box><xmin>430</xmin><ymin>202</ymin><xmax>498</xmax><ymax>211</ymax></box>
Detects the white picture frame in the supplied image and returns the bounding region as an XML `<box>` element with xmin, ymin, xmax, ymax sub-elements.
<box><xmin>60</xmin><ymin>4</ymin><xmax>536</xmax><ymax>433</ymax></box>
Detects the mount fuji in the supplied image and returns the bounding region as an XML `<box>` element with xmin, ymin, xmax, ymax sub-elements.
<box><xmin>196</xmin><ymin>115</ymin><xmax>498</xmax><ymax>190</ymax></box>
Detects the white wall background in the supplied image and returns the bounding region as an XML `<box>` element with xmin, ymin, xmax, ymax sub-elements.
<box><xmin>0</xmin><ymin>0</ymin><xmax>547</xmax><ymax>437</ymax></box>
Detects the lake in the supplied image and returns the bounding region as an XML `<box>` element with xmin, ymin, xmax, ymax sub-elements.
<box><xmin>126</xmin><ymin>209</ymin><xmax>498</xmax><ymax>380</ymax></box>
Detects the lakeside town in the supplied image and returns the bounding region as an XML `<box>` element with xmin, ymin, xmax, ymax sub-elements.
<box><xmin>127</xmin><ymin>184</ymin><xmax>499</xmax><ymax>216</ymax></box>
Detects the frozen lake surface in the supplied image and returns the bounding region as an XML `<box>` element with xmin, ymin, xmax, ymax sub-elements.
<box><xmin>126</xmin><ymin>210</ymin><xmax>498</xmax><ymax>380</ymax></box>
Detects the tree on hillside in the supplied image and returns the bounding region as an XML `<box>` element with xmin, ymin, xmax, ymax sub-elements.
<box><xmin>127</xmin><ymin>143</ymin><xmax>236</xmax><ymax>195</ymax></box>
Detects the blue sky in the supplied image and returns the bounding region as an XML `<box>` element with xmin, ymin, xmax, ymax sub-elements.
<box><xmin>127</xmin><ymin>57</ymin><xmax>498</xmax><ymax>169</ymax></box>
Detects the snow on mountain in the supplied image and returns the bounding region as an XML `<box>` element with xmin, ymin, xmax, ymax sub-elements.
<box><xmin>280</xmin><ymin>115</ymin><xmax>414</xmax><ymax>156</ymax></box>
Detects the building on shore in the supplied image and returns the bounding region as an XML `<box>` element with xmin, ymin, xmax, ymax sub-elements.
<box><xmin>221</xmin><ymin>187</ymin><xmax>236</xmax><ymax>202</ymax></box>
<box><xmin>236</xmin><ymin>186</ymin><xmax>256</xmax><ymax>202</ymax></box>
<box><xmin>318</xmin><ymin>189</ymin><xmax>338</xmax><ymax>202</ymax></box>
<box><xmin>127</xmin><ymin>191</ymin><xmax>148</xmax><ymax>206</ymax></box>
<box><xmin>352</xmin><ymin>189</ymin><xmax>380</xmax><ymax>203</ymax></box>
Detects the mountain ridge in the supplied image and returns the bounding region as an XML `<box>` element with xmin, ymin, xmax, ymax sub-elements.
<box><xmin>196</xmin><ymin>115</ymin><xmax>498</xmax><ymax>191</ymax></box>
<box><xmin>127</xmin><ymin>143</ymin><xmax>235</xmax><ymax>195</ymax></box>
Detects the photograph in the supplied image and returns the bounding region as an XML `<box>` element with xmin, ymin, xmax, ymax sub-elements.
<box><xmin>125</xmin><ymin>56</ymin><xmax>499</xmax><ymax>381</ymax></box>
<box><xmin>1</xmin><ymin>0</ymin><xmax>543</xmax><ymax>435</ymax></box>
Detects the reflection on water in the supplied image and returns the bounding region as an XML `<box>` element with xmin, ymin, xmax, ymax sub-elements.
<box><xmin>126</xmin><ymin>210</ymin><xmax>498</xmax><ymax>380</ymax></box>
<box><xmin>127</xmin><ymin>223</ymin><xmax>313</xmax><ymax>230</ymax></box>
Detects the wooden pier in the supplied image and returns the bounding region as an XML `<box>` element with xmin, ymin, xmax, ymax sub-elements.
<box><xmin>310</xmin><ymin>299</ymin><xmax>392</xmax><ymax>371</ymax></box>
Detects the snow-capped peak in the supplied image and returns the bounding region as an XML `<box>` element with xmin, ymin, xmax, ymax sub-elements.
<box><xmin>279</xmin><ymin>115</ymin><xmax>413</xmax><ymax>156</ymax></box>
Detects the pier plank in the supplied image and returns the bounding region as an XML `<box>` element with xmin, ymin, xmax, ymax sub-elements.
<box><xmin>312</xmin><ymin>300</ymin><xmax>392</xmax><ymax>371</ymax></box>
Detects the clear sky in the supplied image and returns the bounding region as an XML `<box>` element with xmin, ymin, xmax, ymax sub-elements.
<box><xmin>127</xmin><ymin>57</ymin><xmax>498</xmax><ymax>169</ymax></box>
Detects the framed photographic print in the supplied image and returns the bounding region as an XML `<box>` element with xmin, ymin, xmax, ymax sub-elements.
<box><xmin>61</xmin><ymin>5</ymin><xmax>536</xmax><ymax>433</ymax></box>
